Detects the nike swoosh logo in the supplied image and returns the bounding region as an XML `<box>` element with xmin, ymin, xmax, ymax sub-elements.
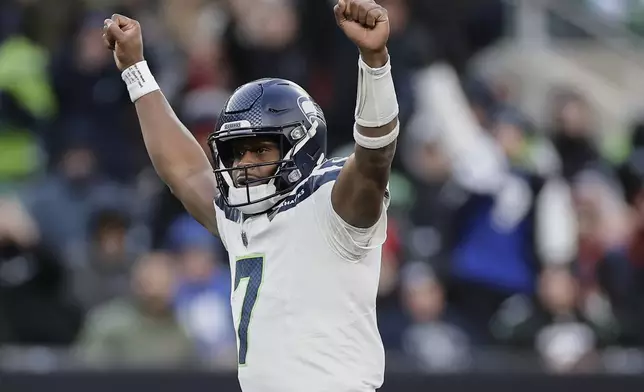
<box><xmin>269</xmin><ymin>108</ymin><xmax>291</xmax><ymax>114</ymax></box>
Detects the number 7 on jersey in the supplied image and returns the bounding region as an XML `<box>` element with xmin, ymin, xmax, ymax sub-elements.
<box><xmin>234</xmin><ymin>254</ymin><xmax>264</xmax><ymax>366</ymax></box>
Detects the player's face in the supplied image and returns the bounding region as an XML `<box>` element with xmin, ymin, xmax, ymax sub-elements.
<box><xmin>231</xmin><ymin>137</ymin><xmax>281</xmax><ymax>187</ymax></box>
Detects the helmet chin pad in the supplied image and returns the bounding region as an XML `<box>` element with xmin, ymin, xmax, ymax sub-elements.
<box><xmin>221</xmin><ymin>168</ymin><xmax>286</xmax><ymax>215</ymax></box>
<box><xmin>229</xmin><ymin>184</ymin><xmax>282</xmax><ymax>215</ymax></box>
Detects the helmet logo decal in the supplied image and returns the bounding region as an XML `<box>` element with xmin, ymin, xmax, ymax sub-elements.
<box><xmin>297</xmin><ymin>96</ymin><xmax>325</xmax><ymax>126</ymax></box>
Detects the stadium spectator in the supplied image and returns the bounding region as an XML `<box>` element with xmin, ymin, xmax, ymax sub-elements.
<box><xmin>74</xmin><ymin>251</ymin><xmax>197</xmax><ymax>369</ymax></box>
<box><xmin>599</xmin><ymin>124</ymin><xmax>644</xmax><ymax>344</ymax></box>
<box><xmin>401</xmin><ymin>262</ymin><xmax>471</xmax><ymax>373</ymax></box>
<box><xmin>47</xmin><ymin>11</ymin><xmax>144</xmax><ymax>182</ymax></box>
<box><xmin>0</xmin><ymin>197</ymin><xmax>82</xmax><ymax>345</ymax></box>
<box><xmin>70</xmin><ymin>208</ymin><xmax>138</xmax><ymax>311</ymax></box>
<box><xmin>410</xmin><ymin>64</ymin><xmax>578</xmax><ymax>344</ymax></box>
<box><xmin>20</xmin><ymin>144</ymin><xmax>133</xmax><ymax>267</ymax></box>
<box><xmin>549</xmin><ymin>91</ymin><xmax>603</xmax><ymax>182</ymax></box>
<box><xmin>167</xmin><ymin>214</ymin><xmax>237</xmax><ymax>368</ymax></box>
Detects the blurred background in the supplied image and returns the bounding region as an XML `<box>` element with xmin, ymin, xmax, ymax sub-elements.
<box><xmin>4</xmin><ymin>0</ymin><xmax>644</xmax><ymax>389</ymax></box>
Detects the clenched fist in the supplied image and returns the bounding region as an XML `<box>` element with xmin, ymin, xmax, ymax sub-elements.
<box><xmin>103</xmin><ymin>14</ymin><xmax>144</xmax><ymax>71</ymax></box>
<box><xmin>334</xmin><ymin>0</ymin><xmax>389</xmax><ymax>67</ymax></box>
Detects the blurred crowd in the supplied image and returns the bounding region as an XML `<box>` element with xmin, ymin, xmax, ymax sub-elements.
<box><xmin>3</xmin><ymin>0</ymin><xmax>644</xmax><ymax>375</ymax></box>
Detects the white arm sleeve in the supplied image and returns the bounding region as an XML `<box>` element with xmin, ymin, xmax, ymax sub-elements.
<box><xmin>312</xmin><ymin>182</ymin><xmax>389</xmax><ymax>263</ymax></box>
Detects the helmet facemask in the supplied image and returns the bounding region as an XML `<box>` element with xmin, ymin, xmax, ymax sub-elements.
<box><xmin>209</xmin><ymin>121</ymin><xmax>319</xmax><ymax>215</ymax></box>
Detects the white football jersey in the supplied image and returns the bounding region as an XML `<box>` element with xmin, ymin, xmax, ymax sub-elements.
<box><xmin>214</xmin><ymin>158</ymin><xmax>388</xmax><ymax>392</ymax></box>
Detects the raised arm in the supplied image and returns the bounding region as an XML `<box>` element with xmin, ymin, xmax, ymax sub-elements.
<box><xmin>103</xmin><ymin>14</ymin><xmax>218</xmax><ymax>235</ymax></box>
<box><xmin>331</xmin><ymin>0</ymin><xmax>398</xmax><ymax>228</ymax></box>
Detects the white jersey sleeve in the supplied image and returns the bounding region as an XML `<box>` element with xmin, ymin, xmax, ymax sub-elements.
<box><xmin>311</xmin><ymin>166</ymin><xmax>390</xmax><ymax>263</ymax></box>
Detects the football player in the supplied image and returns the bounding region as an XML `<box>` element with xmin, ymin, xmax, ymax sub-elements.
<box><xmin>103</xmin><ymin>0</ymin><xmax>399</xmax><ymax>390</ymax></box>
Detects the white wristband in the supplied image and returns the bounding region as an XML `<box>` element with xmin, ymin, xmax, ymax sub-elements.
<box><xmin>121</xmin><ymin>61</ymin><xmax>160</xmax><ymax>102</ymax></box>
<box><xmin>353</xmin><ymin>121</ymin><xmax>399</xmax><ymax>150</ymax></box>
<box><xmin>355</xmin><ymin>55</ymin><xmax>399</xmax><ymax>128</ymax></box>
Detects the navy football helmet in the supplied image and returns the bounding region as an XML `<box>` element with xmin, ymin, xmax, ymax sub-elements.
<box><xmin>208</xmin><ymin>78</ymin><xmax>327</xmax><ymax>215</ymax></box>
